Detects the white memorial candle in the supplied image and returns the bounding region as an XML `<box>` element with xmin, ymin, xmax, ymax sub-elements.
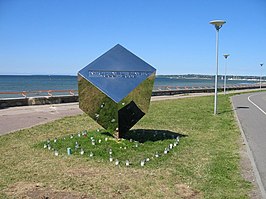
<box><xmin>115</xmin><ymin>159</ymin><xmax>119</xmax><ymax>166</ymax></box>
<box><xmin>80</xmin><ymin>149</ymin><xmax>84</xmax><ymax>155</ymax></box>
<box><xmin>126</xmin><ymin>160</ymin><xmax>130</xmax><ymax>166</ymax></box>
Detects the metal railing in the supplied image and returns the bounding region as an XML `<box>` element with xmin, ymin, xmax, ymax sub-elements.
<box><xmin>0</xmin><ymin>83</ymin><xmax>264</xmax><ymax>99</ymax></box>
<box><xmin>153</xmin><ymin>83</ymin><xmax>261</xmax><ymax>91</ymax></box>
<box><xmin>0</xmin><ymin>90</ymin><xmax>78</xmax><ymax>99</ymax></box>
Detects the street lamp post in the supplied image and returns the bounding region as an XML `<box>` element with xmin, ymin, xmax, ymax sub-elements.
<box><xmin>209</xmin><ymin>20</ymin><xmax>226</xmax><ymax>115</ymax></box>
<box><xmin>223</xmin><ymin>54</ymin><xmax>230</xmax><ymax>94</ymax></box>
<box><xmin>260</xmin><ymin>63</ymin><xmax>264</xmax><ymax>90</ymax></box>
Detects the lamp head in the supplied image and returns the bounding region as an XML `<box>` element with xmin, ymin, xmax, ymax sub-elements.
<box><xmin>223</xmin><ymin>54</ymin><xmax>230</xmax><ymax>59</ymax></box>
<box><xmin>260</xmin><ymin>63</ymin><xmax>264</xmax><ymax>67</ymax></box>
<box><xmin>209</xmin><ymin>20</ymin><xmax>226</xmax><ymax>31</ymax></box>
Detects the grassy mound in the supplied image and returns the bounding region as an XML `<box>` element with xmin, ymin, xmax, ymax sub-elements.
<box><xmin>0</xmin><ymin>95</ymin><xmax>251</xmax><ymax>198</ymax></box>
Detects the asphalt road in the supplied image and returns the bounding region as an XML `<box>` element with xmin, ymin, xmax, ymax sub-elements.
<box><xmin>232</xmin><ymin>92</ymin><xmax>266</xmax><ymax>198</ymax></box>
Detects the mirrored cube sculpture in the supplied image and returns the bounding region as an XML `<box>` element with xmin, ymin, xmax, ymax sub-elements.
<box><xmin>78</xmin><ymin>44</ymin><xmax>156</xmax><ymax>137</ymax></box>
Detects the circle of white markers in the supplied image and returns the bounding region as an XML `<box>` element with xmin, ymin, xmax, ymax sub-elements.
<box><xmin>46</xmin><ymin>132</ymin><xmax>181</xmax><ymax>167</ymax></box>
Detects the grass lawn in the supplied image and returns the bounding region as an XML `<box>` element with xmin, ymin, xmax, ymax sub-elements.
<box><xmin>0</xmin><ymin>94</ymin><xmax>251</xmax><ymax>198</ymax></box>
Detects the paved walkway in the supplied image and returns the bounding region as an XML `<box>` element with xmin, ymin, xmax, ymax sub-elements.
<box><xmin>232</xmin><ymin>92</ymin><xmax>266</xmax><ymax>199</ymax></box>
<box><xmin>0</xmin><ymin>103</ymin><xmax>82</xmax><ymax>135</ymax></box>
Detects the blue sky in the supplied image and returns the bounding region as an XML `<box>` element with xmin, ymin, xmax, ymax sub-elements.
<box><xmin>0</xmin><ymin>0</ymin><xmax>265</xmax><ymax>76</ymax></box>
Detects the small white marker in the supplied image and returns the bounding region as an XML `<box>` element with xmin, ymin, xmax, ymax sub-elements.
<box><xmin>115</xmin><ymin>159</ymin><xmax>119</xmax><ymax>166</ymax></box>
<box><xmin>126</xmin><ymin>160</ymin><xmax>130</xmax><ymax>166</ymax></box>
<box><xmin>80</xmin><ymin>149</ymin><xmax>84</xmax><ymax>155</ymax></box>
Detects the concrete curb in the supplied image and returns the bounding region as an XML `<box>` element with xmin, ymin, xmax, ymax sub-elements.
<box><xmin>231</xmin><ymin>96</ymin><xmax>266</xmax><ymax>199</ymax></box>
<box><xmin>0</xmin><ymin>95</ymin><xmax>79</xmax><ymax>109</ymax></box>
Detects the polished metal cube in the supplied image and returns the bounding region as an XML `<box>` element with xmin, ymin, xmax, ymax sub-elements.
<box><xmin>78</xmin><ymin>44</ymin><xmax>156</xmax><ymax>137</ymax></box>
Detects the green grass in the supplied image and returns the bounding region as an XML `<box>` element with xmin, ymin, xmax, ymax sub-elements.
<box><xmin>36</xmin><ymin>130</ymin><xmax>180</xmax><ymax>168</ymax></box>
<box><xmin>36</xmin><ymin>130</ymin><xmax>181</xmax><ymax>168</ymax></box>
<box><xmin>0</xmin><ymin>94</ymin><xmax>251</xmax><ymax>198</ymax></box>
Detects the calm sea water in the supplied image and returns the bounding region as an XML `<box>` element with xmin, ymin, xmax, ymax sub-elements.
<box><xmin>0</xmin><ymin>75</ymin><xmax>77</xmax><ymax>92</ymax></box>
<box><xmin>0</xmin><ymin>75</ymin><xmax>259</xmax><ymax>99</ymax></box>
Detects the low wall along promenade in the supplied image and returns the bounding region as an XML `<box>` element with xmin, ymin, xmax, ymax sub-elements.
<box><xmin>0</xmin><ymin>96</ymin><xmax>79</xmax><ymax>109</ymax></box>
<box><xmin>0</xmin><ymin>84</ymin><xmax>265</xmax><ymax>109</ymax></box>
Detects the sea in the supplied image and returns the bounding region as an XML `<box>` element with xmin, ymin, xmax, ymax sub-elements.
<box><xmin>0</xmin><ymin>75</ymin><xmax>259</xmax><ymax>99</ymax></box>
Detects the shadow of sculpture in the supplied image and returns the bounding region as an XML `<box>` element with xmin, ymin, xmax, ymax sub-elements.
<box><xmin>120</xmin><ymin>129</ymin><xmax>187</xmax><ymax>143</ymax></box>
